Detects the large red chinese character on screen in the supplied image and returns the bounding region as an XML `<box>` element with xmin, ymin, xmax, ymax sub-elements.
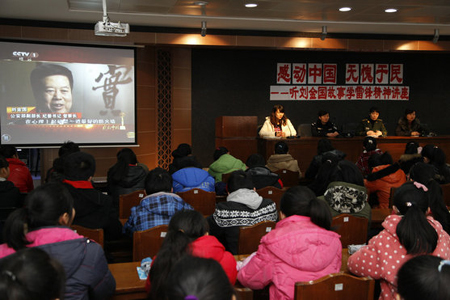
<box><xmin>346</xmin><ymin>64</ymin><xmax>359</xmax><ymax>84</ymax></box>
<box><xmin>390</xmin><ymin>64</ymin><xmax>403</xmax><ymax>84</ymax></box>
<box><xmin>360</xmin><ymin>64</ymin><xmax>374</xmax><ymax>84</ymax></box>
<box><xmin>308</xmin><ymin>64</ymin><xmax>322</xmax><ymax>84</ymax></box>
<box><xmin>376</xmin><ymin>64</ymin><xmax>389</xmax><ymax>84</ymax></box>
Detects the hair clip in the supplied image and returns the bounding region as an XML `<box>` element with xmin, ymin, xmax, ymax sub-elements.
<box><xmin>2</xmin><ymin>270</ymin><xmax>16</xmax><ymax>281</ymax></box>
<box><xmin>406</xmin><ymin>202</ymin><xmax>413</xmax><ymax>207</ymax></box>
<box><xmin>368</xmin><ymin>140</ymin><xmax>373</xmax><ymax>144</ymax></box>
<box><xmin>326</xmin><ymin>159</ymin><xmax>332</xmax><ymax>163</ymax></box>
<box><xmin>185</xmin><ymin>296</ymin><xmax>198</xmax><ymax>300</ymax></box>
<box><xmin>413</xmin><ymin>181</ymin><xmax>429</xmax><ymax>192</ymax></box>
<box><xmin>438</xmin><ymin>260</ymin><xmax>450</xmax><ymax>272</ymax></box>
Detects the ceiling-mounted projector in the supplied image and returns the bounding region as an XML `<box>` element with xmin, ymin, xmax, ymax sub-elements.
<box><xmin>94</xmin><ymin>0</ymin><xmax>129</xmax><ymax>37</ymax></box>
<box><xmin>95</xmin><ymin>20</ymin><xmax>129</xmax><ymax>37</ymax></box>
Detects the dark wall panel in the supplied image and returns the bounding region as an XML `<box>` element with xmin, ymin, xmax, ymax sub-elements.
<box><xmin>192</xmin><ymin>48</ymin><xmax>450</xmax><ymax>166</ymax></box>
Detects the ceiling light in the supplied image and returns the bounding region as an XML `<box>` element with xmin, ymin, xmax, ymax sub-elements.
<box><xmin>339</xmin><ymin>7</ymin><xmax>352</xmax><ymax>12</ymax></box>
<box><xmin>385</xmin><ymin>8</ymin><xmax>397</xmax><ymax>13</ymax></box>
<box><xmin>245</xmin><ymin>3</ymin><xmax>258</xmax><ymax>8</ymax></box>
<box><xmin>194</xmin><ymin>1</ymin><xmax>208</xmax><ymax>6</ymax></box>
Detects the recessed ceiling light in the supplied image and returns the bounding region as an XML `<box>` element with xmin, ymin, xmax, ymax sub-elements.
<box><xmin>339</xmin><ymin>7</ymin><xmax>352</xmax><ymax>12</ymax></box>
<box><xmin>385</xmin><ymin>8</ymin><xmax>397</xmax><ymax>13</ymax></box>
<box><xmin>194</xmin><ymin>1</ymin><xmax>208</xmax><ymax>6</ymax></box>
<box><xmin>245</xmin><ymin>3</ymin><xmax>258</xmax><ymax>8</ymax></box>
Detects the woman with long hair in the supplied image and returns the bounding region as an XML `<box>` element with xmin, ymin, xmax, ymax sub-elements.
<box><xmin>259</xmin><ymin>104</ymin><xmax>297</xmax><ymax>138</ymax></box>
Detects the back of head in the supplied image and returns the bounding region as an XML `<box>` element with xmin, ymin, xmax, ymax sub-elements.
<box><xmin>145</xmin><ymin>167</ymin><xmax>172</xmax><ymax>194</ymax></box>
<box><xmin>394</xmin><ymin>182</ymin><xmax>438</xmax><ymax>254</ymax></box>
<box><xmin>109</xmin><ymin>148</ymin><xmax>138</xmax><ymax>183</ymax></box>
<box><xmin>58</xmin><ymin>141</ymin><xmax>80</xmax><ymax>157</ymax></box>
<box><xmin>0</xmin><ymin>145</ymin><xmax>17</xmax><ymax>159</ymax></box>
<box><xmin>0</xmin><ymin>247</ymin><xmax>65</xmax><ymax>300</ymax></box>
<box><xmin>363</xmin><ymin>137</ymin><xmax>377</xmax><ymax>152</ymax></box>
<box><xmin>274</xmin><ymin>141</ymin><xmax>288</xmax><ymax>154</ymax></box>
<box><xmin>331</xmin><ymin>160</ymin><xmax>365</xmax><ymax>186</ymax></box>
<box><xmin>166</xmin><ymin>256</ymin><xmax>234</xmax><ymax>300</ymax></box>
<box><xmin>410</xmin><ymin>162</ymin><xmax>435</xmax><ymax>185</ymax></box>
<box><xmin>4</xmin><ymin>183</ymin><xmax>75</xmax><ymax>250</ymax></box>
<box><xmin>168</xmin><ymin>210</ymin><xmax>208</xmax><ymax>241</ymax></box>
<box><xmin>0</xmin><ymin>155</ymin><xmax>9</xmax><ymax>170</ymax></box>
<box><xmin>213</xmin><ymin>147</ymin><xmax>228</xmax><ymax>161</ymax></box>
<box><xmin>421</xmin><ymin>144</ymin><xmax>435</xmax><ymax>161</ymax></box>
<box><xmin>404</xmin><ymin>141</ymin><xmax>419</xmax><ymax>155</ymax></box>
<box><xmin>172</xmin><ymin>143</ymin><xmax>192</xmax><ymax>159</ymax></box>
<box><xmin>397</xmin><ymin>255</ymin><xmax>450</xmax><ymax>300</ymax></box>
<box><xmin>317</xmin><ymin>138</ymin><xmax>334</xmax><ymax>155</ymax></box>
<box><xmin>368</xmin><ymin>151</ymin><xmax>393</xmax><ymax>169</ymax></box>
<box><xmin>280</xmin><ymin>186</ymin><xmax>331</xmax><ymax>230</ymax></box>
<box><xmin>63</xmin><ymin>151</ymin><xmax>96</xmax><ymax>181</ymax></box>
<box><xmin>227</xmin><ymin>170</ymin><xmax>254</xmax><ymax>193</ymax></box>
<box><xmin>246</xmin><ymin>153</ymin><xmax>266</xmax><ymax>168</ymax></box>
<box><xmin>116</xmin><ymin>148</ymin><xmax>137</xmax><ymax>165</ymax></box>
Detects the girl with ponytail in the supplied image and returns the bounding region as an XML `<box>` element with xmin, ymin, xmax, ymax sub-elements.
<box><xmin>348</xmin><ymin>181</ymin><xmax>450</xmax><ymax>300</ymax></box>
<box><xmin>237</xmin><ymin>186</ymin><xmax>342</xmax><ymax>300</ymax></box>
<box><xmin>147</xmin><ymin>210</ymin><xmax>236</xmax><ymax>300</ymax></box>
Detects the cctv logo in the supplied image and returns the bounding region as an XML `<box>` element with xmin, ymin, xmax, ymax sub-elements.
<box><xmin>12</xmin><ymin>51</ymin><xmax>39</xmax><ymax>60</ymax></box>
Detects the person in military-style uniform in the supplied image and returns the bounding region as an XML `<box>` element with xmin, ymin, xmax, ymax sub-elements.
<box><xmin>356</xmin><ymin>106</ymin><xmax>387</xmax><ymax>137</ymax></box>
<box><xmin>311</xmin><ymin>110</ymin><xmax>340</xmax><ymax>137</ymax></box>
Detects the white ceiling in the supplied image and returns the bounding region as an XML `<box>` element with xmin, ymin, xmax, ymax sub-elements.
<box><xmin>1</xmin><ymin>0</ymin><xmax>450</xmax><ymax>37</ymax></box>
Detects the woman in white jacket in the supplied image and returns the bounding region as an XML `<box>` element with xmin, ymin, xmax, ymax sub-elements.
<box><xmin>259</xmin><ymin>104</ymin><xmax>297</xmax><ymax>138</ymax></box>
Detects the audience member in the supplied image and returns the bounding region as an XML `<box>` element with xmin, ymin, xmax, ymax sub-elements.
<box><xmin>166</xmin><ymin>256</ymin><xmax>236</xmax><ymax>300</ymax></box>
<box><xmin>0</xmin><ymin>145</ymin><xmax>34</xmax><ymax>193</ymax></box>
<box><xmin>0</xmin><ymin>248</ymin><xmax>65</xmax><ymax>300</ymax></box>
<box><xmin>0</xmin><ymin>155</ymin><xmax>22</xmax><ymax>208</ymax></box>
<box><xmin>355</xmin><ymin>137</ymin><xmax>383</xmax><ymax>177</ymax></box>
<box><xmin>356</xmin><ymin>106</ymin><xmax>387</xmax><ymax>137</ymax></box>
<box><xmin>395</xmin><ymin>108</ymin><xmax>423</xmax><ymax>136</ymax></box>
<box><xmin>311</xmin><ymin>110</ymin><xmax>340</xmax><ymax>137</ymax></box>
<box><xmin>409</xmin><ymin>162</ymin><xmax>450</xmax><ymax>234</ymax></box>
<box><xmin>365</xmin><ymin>152</ymin><xmax>406</xmax><ymax>209</ymax></box>
<box><xmin>208</xmin><ymin>147</ymin><xmax>246</xmax><ymax>182</ymax></box>
<box><xmin>147</xmin><ymin>210</ymin><xmax>236</xmax><ymax>299</ymax></box>
<box><xmin>107</xmin><ymin>148</ymin><xmax>147</xmax><ymax>213</ymax></box>
<box><xmin>0</xmin><ymin>183</ymin><xmax>116</xmax><ymax>300</ymax></box>
<box><xmin>266</xmin><ymin>141</ymin><xmax>302</xmax><ymax>177</ymax></box>
<box><xmin>317</xmin><ymin>160</ymin><xmax>371</xmax><ymax>223</ymax></box>
<box><xmin>348</xmin><ymin>181</ymin><xmax>450</xmax><ymax>300</ymax></box>
<box><xmin>305</xmin><ymin>138</ymin><xmax>346</xmax><ymax>180</ymax></box>
<box><xmin>171</xmin><ymin>151</ymin><xmax>215</xmax><ymax>193</ymax></box>
<box><xmin>398</xmin><ymin>140</ymin><xmax>423</xmax><ymax>175</ymax></box>
<box><xmin>421</xmin><ymin>144</ymin><xmax>450</xmax><ymax>184</ymax></box>
<box><xmin>208</xmin><ymin>170</ymin><xmax>277</xmax><ymax>254</ymax></box>
<box><xmin>168</xmin><ymin>143</ymin><xmax>202</xmax><ymax>175</ymax></box>
<box><xmin>62</xmin><ymin>151</ymin><xmax>123</xmax><ymax>241</ymax></box>
<box><xmin>397</xmin><ymin>255</ymin><xmax>450</xmax><ymax>300</ymax></box>
<box><xmin>237</xmin><ymin>186</ymin><xmax>341</xmax><ymax>300</ymax></box>
<box><xmin>122</xmin><ymin>167</ymin><xmax>193</xmax><ymax>237</ymax></box>
<box><xmin>45</xmin><ymin>140</ymin><xmax>80</xmax><ymax>183</ymax></box>
<box><xmin>245</xmin><ymin>153</ymin><xmax>283</xmax><ymax>189</ymax></box>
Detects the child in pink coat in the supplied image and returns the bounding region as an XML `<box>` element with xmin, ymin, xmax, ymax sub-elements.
<box><xmin>237</xmin><ymin>186</ymin><xmax>342</xmax><ymax>300</ymax></box>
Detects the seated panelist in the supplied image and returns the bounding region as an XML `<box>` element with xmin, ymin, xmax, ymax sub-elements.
<box><xmin>396</xmin><ymin>108</ymin><xmax>423</xmax><ymax>137</ymax></box>
<box><xmin>311</xmin><ymin>110</ymin><xmax>340</xmax><ymax>137</ymax></box>
<box><xmin>356</xmin><ymin>106</ymin><xmax>387</xmax><ymax>137</ymax></box>
<box><xmin>259</xmin><ymin>104</ymin><xmax>297</xmax><ymax>138</ymax></box>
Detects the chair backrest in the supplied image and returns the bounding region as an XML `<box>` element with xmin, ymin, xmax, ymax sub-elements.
<box><xmin>71</xmin><ymin>225</ymin><xmax>105</xmax><ymax>248</ymax></box>
<box><xmin>176</xmin><ymin>189</ymin><xmax>216</xmax><ymax>216</ymax></box>
<box><xmin>331</xmin><ymin>214</ymin><xmax>368</xmax><ymax>247</ymax></box>
<box><xmin>221</xmin><ymin>172</ymin><xmax>233</xmax><ymax>184</ymax></box>
<box><xmin>119</xmin><ymin>189</ymin><xmax>147</xmax><ymax>220</ymax></box>
<box><xmin>274</xmin><ymin>169</ymin><xmax>299</xmax><ymax>187</ymax></box>
<box><xmin>238</xmin><ymin>220</ymin><xmax>276</xmax><ymax>255</ymax></box>
<box><xmin>389</xmin><ymin>186</ymin><xmax>397</xmax><ymax>208</ymax></box>
<box><xmin>294</xmin><ymin>273</ymin><xmax>374</xmax><ymax>300</ymax></box>
<box><xmin>298</xmin><ymin>124</ymin><xmax>312</xmax><ymax>137</ymax></box>
<box><xmin>441</xmin><ymin>183</ymin><xmax>450</xmax><ymax>207</ymax></box>
<box><xmin>256</xmin><ymin>186</ymin><xmax>284</xmax><ymax>212</ymax></box>
<box><xmin>133</xmin><ymin>224</ymin><xmax>169</xmax><ymax>261</ymax></box>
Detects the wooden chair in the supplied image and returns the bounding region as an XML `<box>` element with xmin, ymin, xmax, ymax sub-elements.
<box><xmin>294</xmin><ymin>272</ymin><xmax>374</xmax><ymax>300</ymax></box>
<box><xmin>238</xmin><ymin>220</ymin><xmax>276</xmax><ymax>255</ymax></box>
<box><xmin>331</xmin><ymin>214</ymin><xmax>368</xmax><ymax>247</ymax></box>
<box><xmin>176</xmin><ymin>189</ymin><xmax>216</xmax><ymax>216</ymax></box>
<box><xmin>119</xmin><ymin>189</ymin><xmax>147</xmax><ymax>220</ymax></box>
<box><xmin>71</xmin><ymin>225</ymin><xmax>105</xmax><ymax>248</ymax></box>
<box><xmin>256</xmin><ymin>186</ymin><xmax>284</xmax><ymax>212</ymax></box>
<box><xmin>133</xmin><ymin>225</ymin><xmax>169</xmax><ymax>261</ymax></box>
<box><xmin>441</xmin><ymin>183</ymin><xmax>450</xmax><ymax>207</ymax></box>
<box><xmin>221</xmin><ymin>172</ymin><xmax>233</xmax><ymax>183</ymax></box>
<box><xmin>274</xmin><ymin>169</ymin><xmax>299</xmax><ymax>187</ymax></box>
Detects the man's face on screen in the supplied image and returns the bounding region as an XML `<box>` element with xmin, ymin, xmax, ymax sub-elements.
<box><xmin>36</xmin><ymin>75</ymin><xmax>73</xmax><ymax>113</ymax></box>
